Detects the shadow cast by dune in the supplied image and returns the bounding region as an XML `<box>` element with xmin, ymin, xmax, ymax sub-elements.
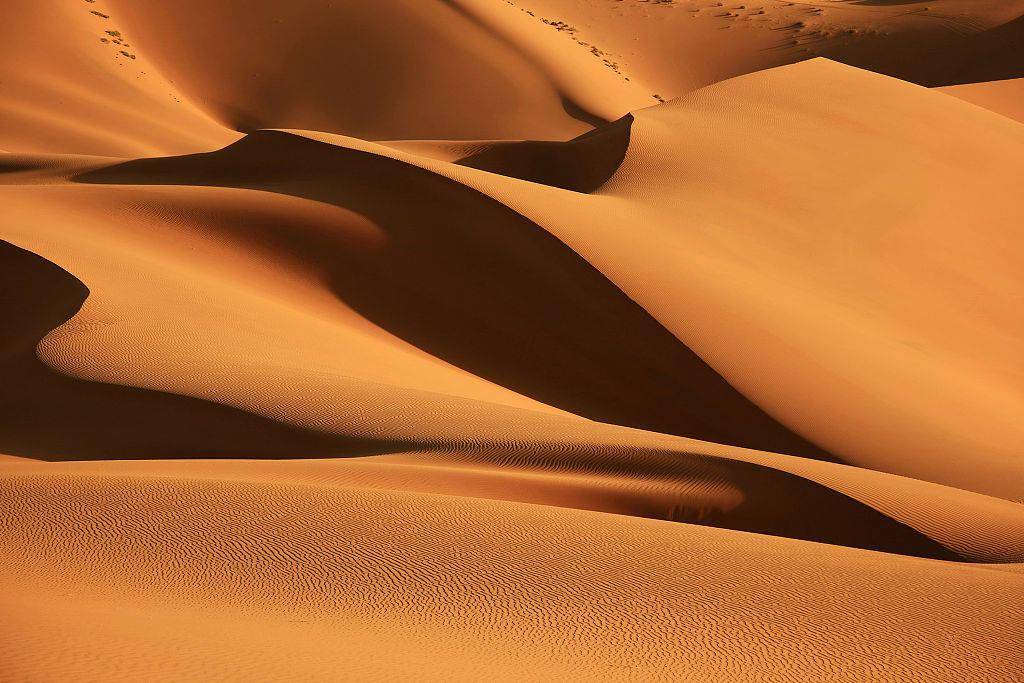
<box><xmin>573</xmin><ymin>446</ymin><xmax>966</xmax><ymax>560</ymax></box>
<box><xmin>0</xmin><ymin>240</ymin><xmax>406</xmax><ymax>460</ymax></box>
<box><xmin>1</xmin><ymin>241</ymin><xmax>972</xmax><ymax>560</ymax></box>
<box><xmin>456</xmin><ymin>113</ymin><xmax>632</xmax><ymax>192</ymax></box>
<box><xmin>936</xmin><ymin>14</ymin><xmax>1024</xmax><ymax>85</ymax></box>
<box><xmin>77</xmin><ymin>130</ymin><xmax>837</xmax><ymax>461</ymax></box>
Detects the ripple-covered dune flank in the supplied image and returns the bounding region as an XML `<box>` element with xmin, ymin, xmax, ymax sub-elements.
<box><xmin>2</xmin><ymin>1</ymin><xmax>1023</xmax><ymax>681</ymax></box>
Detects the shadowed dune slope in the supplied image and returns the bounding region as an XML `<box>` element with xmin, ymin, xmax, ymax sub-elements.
<box><xmin>5</xmin><ymin>184</ymin><xmax>1024</xmax><ymax>562</ymax></box>
<box><xmin>0</xmin><ymin>240</ymin><xmax>394</xmax><ymax>460</ymax></box>
<box><xmin>75</xmin><ymin>131</ymin><xmax>833</xmax><ymax>460</ymax></box>
<box><xmin>455</xmin><ymin>113</ymin><xmax>634</xmax><ymax>192</ymax></box>
<box><xmin>926</xmin><ymin>12</ymin><xmax>1024</xmax><ymax>86</ymax></box>
<box><xmin>2</xmin><ymin>227</ymin><xmax>1024</xmax><ymax>565</ymax></box>
<box><xmin>3</xmin><ymin>59</ymin><xmax>1021</xmax><ymax>550</ymax></box>
<box><xmin>270</xmin><ymin>59</ymin><xmax>1024</xmax><ymax>500</ymax></box>
<box><xmin>336</xmin><ymin>58</ymin><xmax>1023</xmax><ymax>500</ymax></box>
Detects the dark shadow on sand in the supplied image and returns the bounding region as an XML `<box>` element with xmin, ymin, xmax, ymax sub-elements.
<box><xmin>0</xmin><ymin>239</ymin><xmax>409</xmax><ymax>460</ymax></box>
<box><xmin>77</xmin><ymin>130</ymin><xmax>838</xmax><ymax>462</ymax></box>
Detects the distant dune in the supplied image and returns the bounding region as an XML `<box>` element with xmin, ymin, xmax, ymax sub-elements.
<box><xmin>2</xmin><ymin>1</ymin><xmax>1023</xmax><ymax>681</ymax></box>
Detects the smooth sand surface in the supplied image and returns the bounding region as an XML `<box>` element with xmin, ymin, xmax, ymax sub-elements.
<box><xmin>2</xmin><ymin>1</ymin><xmax>1023</xmax><ymax>681</ymax></box>
<box><xmin>939</xmin><ymin>77</ymin><xmax>1024</xmax><ymax>122</ymax></box>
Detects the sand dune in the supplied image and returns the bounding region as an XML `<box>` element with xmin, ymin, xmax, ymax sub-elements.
<box><xmin>450</xmin><ymin>0</ymin><xmax>1024</xmax><ymax>101</ymax></box>
<box><xmin>939</xmin><ymin>77</ymin><xmax>1024</xmax><ymax>122</ymax></box>
<box><xmin>99</xmin><ymin>0</ymin><xmax>652</xmax><ymax>141</ymax></box>
<box><xmin>270</xmin><ymin>59</ymin><xmax>1024</xmax><ymax>499</ymax></box>
<box><xmin>0</xmin><ymin>1</ymin><xmax>235</xmax><ymax>156</ymax></box>
<box><xmin>3</xmin><ymin>459</ymin><xmax>1023</xmax><ymax>681</ymax></box>
<box><xmin>13</xmin><ymin>0</ymin><xmax>1021</xmax><ymax>151</ymax></box>
<box><xmin>3</xmin><ymin>1</ymin><xmax>1024</xmax><ymax>680</ymax></box>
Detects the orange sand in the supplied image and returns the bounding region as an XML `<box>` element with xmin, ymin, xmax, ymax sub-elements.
<box><xmin>2</xmin><ymin>1</ymin><xmax>1023</xmax><ymax>680</ymax></box>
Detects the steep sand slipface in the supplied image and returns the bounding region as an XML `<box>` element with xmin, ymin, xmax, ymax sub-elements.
<box><xmin>2</xmin><ymin>0</ymin><xmax>1024</xmax><ymax>680</ymax></box>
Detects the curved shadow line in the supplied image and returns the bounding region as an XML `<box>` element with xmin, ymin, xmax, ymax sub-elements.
<box><xmin>76</xmin><ymin>130</ymin><xmax>838</xmax><ymax>462</ymax></box>
<box><xmin>0</xmin><ymin>239</ymin><xmax>417</xmax><ymax>461</ymax></box>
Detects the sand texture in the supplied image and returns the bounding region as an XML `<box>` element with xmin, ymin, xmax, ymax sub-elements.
<box><xmin>2</xmin><ymin>1</ymin><xmax>1023</xmax><ymax>681</ymax></box>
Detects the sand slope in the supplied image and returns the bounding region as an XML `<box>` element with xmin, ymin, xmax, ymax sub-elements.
<box><xmin>265</xmin><ymin>59</ymin><xmax>1023</xmax><ymax>500</ymax></box>
<box><xmin>0</xmin><ymin>1</ymin><xmax>235</xmax><ymax>156</ymax></box>
<box><xmin>3</xmin><ymin>1</ymin><xmax>1024</xmax><ymax>681</ymax></box>
<box><xmin>2</xmin><ymin>459</ymin><xmax>1023</xmax><ymax>682</ymax></box>
<box><xmin>11</xmin><ymin>1</ymin><xmax>1021</xmax><ymax>150</ymax></box>
<box><xmin>99</xmin><ymin>0</ymin><xmax>653</xmax><ymax>141</ymax></box>
<box><xmin>939</xmin><ymin>77</ymin><xmax>1024</xmax><ymax>123</ymax></box>
<box><xmin>463</xmin><ymin>0</ymin><xmax>1024</xmax><ymax>101</ymax></box>
<box><xmin>576</xmin><ymin>60</ymin><xmax>1024</xmax><ymax>500</ymax></box>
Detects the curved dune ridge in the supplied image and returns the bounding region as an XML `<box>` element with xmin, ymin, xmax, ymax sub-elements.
<box><xmin>3</xmin><ymin>1</ymin><xmax>1024</xmax><ymax>681</ymax></box>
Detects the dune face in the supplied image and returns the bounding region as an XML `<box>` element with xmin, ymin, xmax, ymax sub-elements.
<box><xmin>98</xmin><ymin>0</ymin><xmax>650</xmax><ymax>141</ymax></box>
<box><xmin>0</xmin><ymin>1</ymin><xmax>235</xmax><ymax>156</ymax></box>
<box><xmin>3</xmin><ymin>2</ymin><xmax>1024</xmax><ymax>682</ymax></box>
<box><xmin>939</xmin><ymin>77</ymin><xmax>1024</xmax><ymax>123</ymax></box>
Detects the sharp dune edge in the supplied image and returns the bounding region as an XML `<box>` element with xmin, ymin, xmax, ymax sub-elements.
<box><xmin>2</xmin><ymin>1</ymin><xmax>1023</xmax><ymax>681</ymax></box>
